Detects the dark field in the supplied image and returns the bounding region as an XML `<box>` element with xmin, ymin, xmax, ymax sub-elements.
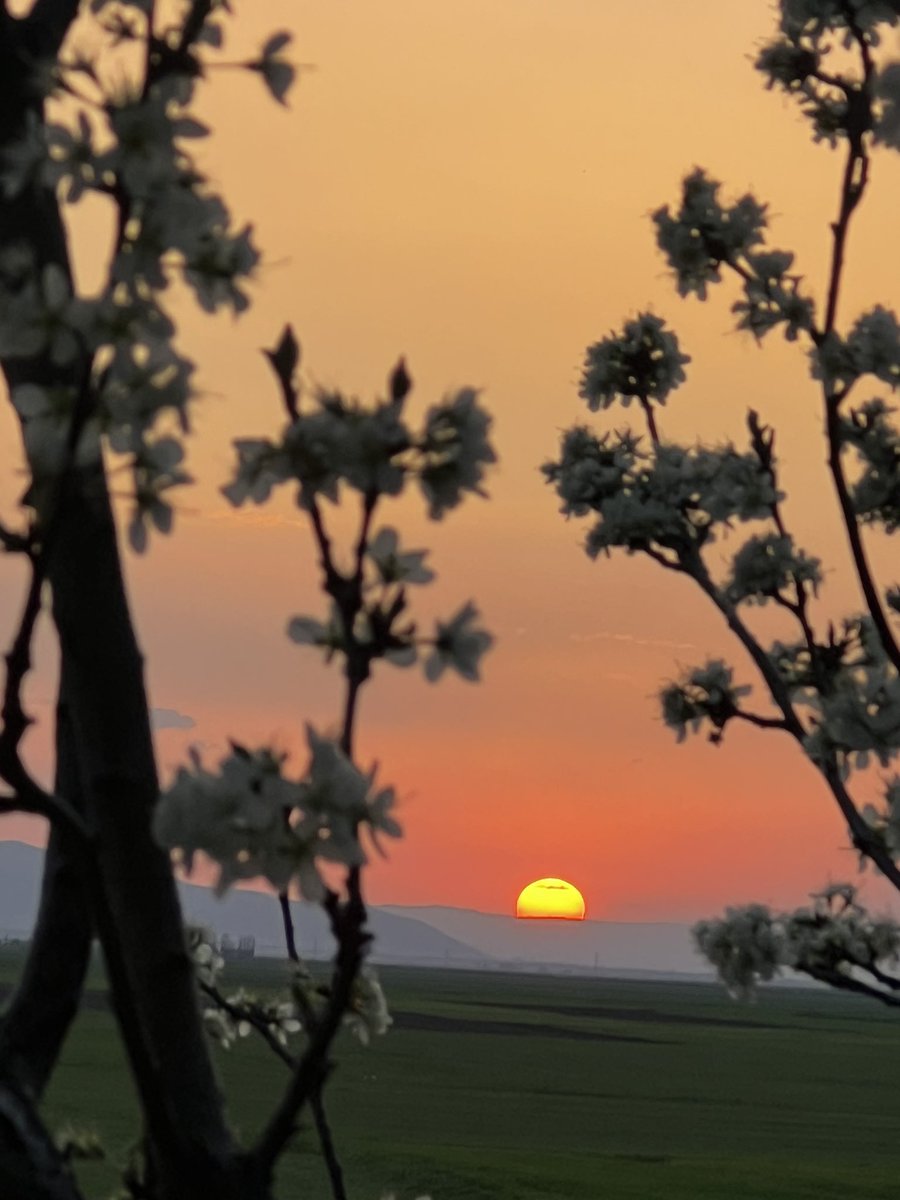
<box><xmin>4</xmin><ymin>948</ymin><xmax>900</xmax><ymax>1199</ymax></box>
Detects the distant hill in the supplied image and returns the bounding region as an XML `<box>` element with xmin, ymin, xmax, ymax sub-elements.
<box><xmin>0</xmin><ymin>842</ymin><xmax>709</xmax><ymax>976</ymax></box>
<box><xmin>177</xmin><ymin>880</ymin><xmax>483</xmax><ymax>965</ymax></box>
<box><xmin>380</xmin><ymin>904</ymin><xmax>708</xmax><ymax>976</ymax></box>
<box><xmin>0</xmin><ymin>841</ymin><xmax>483</xmax><ymax>966</ymax></box>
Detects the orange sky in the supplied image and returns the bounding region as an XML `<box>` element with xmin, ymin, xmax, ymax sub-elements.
<box><xmin>2</xmin><ymin>1</ymin><xmax>900</xmax><ymax>921</ymax></box>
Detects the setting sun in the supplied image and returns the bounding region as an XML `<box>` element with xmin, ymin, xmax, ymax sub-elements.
<box><xmin>516</xmin><ymin>878</ymin><xmax>586</xmax><ymax>921</ymax></box>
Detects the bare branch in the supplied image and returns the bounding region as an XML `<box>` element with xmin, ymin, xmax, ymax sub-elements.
<box><xmin>732</xmin><ymin>709</ymin><xmax>790</xmax><ymax>733</ymax></box>
<box><xmin>199</xmin><ymin>982</ymin><xmax>297</xmax><ymax>1070</ymax></box>
<box><xmin>278</xmin><ymin>891</ymin><xmax>300</xmax><ymax>964</ymax></box>
<box><xmin>254</xmin><ymin>888</ymin><xmax>370</xmax><ymax>1175</ymax></box>
<box><xmin>687</xmin><ymin>552</ymin><xmax>806</xmax><ymax>741</ymax></box>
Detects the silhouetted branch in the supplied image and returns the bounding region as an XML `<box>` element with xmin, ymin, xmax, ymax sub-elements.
<box><xmin>254</xmin><ymin>881</ymin><xmax>369</xmax><ymax>1176</ymax></box>
<box><xmin>802</xmin><ymin>965</ymin><xmax>900</xmax><ymax>1008</ymax></box>
<box><xmin>199</xmin><ymin>982</ymin><xmax>297</xmax><ymax>1070</ymax></box>
<box><xmin>732</xmin><ymin>710</ymin><xmax>790</xmax><ymax>733</ymax></box>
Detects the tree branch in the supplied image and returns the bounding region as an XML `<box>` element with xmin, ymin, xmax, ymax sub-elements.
<box><xmin>732</xmin><ymin>709</ymin><xmax>790</xmax><ymax>732</ymax></box>
<box><xmin>199</xmin><ymin>982</ymin><xmax>297</xmax><ymax>1070</ymax></box>
<box><xmin>825</xmin><ymin>402</ymin><xmax>900</xmax><ymax>675</ymax></box>
<box><xmin>688</xmin><ymin>552</ymin><xmax>806</xmax><ymax>740</ymax></box>
<box><xmin>802</xmin><ymin>964</ymin><xmax>900</xmax><ymax>1008</ymax></box>
<box><xmin>253</xmin><ymin>880</ymin><xmax>370</xmax><ymax>1178</ymax></box>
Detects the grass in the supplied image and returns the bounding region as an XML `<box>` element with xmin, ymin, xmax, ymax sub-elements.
<box><xmin>3</xmin><ymin>945</ymin><xmax>900</xmax><ymax>1198</ymax></box>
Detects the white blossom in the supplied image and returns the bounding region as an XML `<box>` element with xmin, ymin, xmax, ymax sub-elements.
<box><xmin>424</xmin><ymin>601</ymin><xmax>493</xmax><ymax>683</ymax></box>
<box><xmin>579</xmin><ymin>313</ymin><xmax>690</xmax><ymax>411</ymax></box>
<box><xmin>660</xmin><ymin>660</ymin><xmax>752</xmax><ymax>743</ymax></box>
<box><xmin>286</xmin><ymin>605</ymin><xmax>346</xmax><ymax>658</ymax></box>
<box><xmin>846</xmin><ymin>306</ymin><xmax>900</xmax><ymax>389</ymax></box>
<box><xmin>654</xmin><ymin>170</ymin><xmax>768</xmax><ymax>299</ymax></box>
<box><xmin>874</xmin><ymin>62</ymin><xmax>900</xmax><ymax>151</ymax></box>
<box><xmin>418</xmin><ymin>388</ymin><xmax>496</xmax><ymax>519</ymax></box>
<box><xmin>367</xmin><ymin>527</ymin><xmax>434</xmax><ymax>585</ymax></box>
<box><xmin>251</xmin><ymin>31</ymin><xmax>296</xmax><ymax>106</ymax></box>
<box><xmin>726</xmin><ymin>534</ymin><xmax>822</xmax><ymax>605</ymax></box>
<box><xmin>694</xmin><ymin>905</ymin><xmax>784</xmax><ymax>999</ymax></box>
<box><xmin>344</xmin><ymin>967</ymin><xmax>392</xmax><ymax>1044</ymax></box>
<box><xmin>542</xmin><ymin>427</ymin><xmax>639</xmax><ymax>518</ymax></box>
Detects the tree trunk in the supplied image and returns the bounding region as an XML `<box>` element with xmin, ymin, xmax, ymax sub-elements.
<box><xmin>0</xmin><ymin>14</ymin><xmax>270</xmax><ymax>1198</ymax></box>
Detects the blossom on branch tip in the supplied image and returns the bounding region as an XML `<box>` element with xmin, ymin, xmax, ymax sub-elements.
<box><xmin>847</xmin><ymin>306</ymin><xmax>900</xmax><ymax>389</ymax></box>
<box><xmin>418</xmin><ymin>388</ymin><xmax>496</xmax><ymax>519</ymax></box>
<box><xmin>367</xmin><ymin>527</ymin><xmax>434</xmax><ymax>586</ymax></box>
<box><xmin>424</xmin><ymin>602</ymin><xmax>493</xmax><ymax>683</ymax></box>
<box><xmin>694</xmin><ymin>905</ymin><xmax>783</xmax><ymax>999</ymax></box>
<box><xmin>344</xmin><ymin>967</ymin><xmax>392</xmax><ymax>1044</ymax></box>
<box><xmin>154</xmin><ymin>736</ymin><xmax>401</xmax><ymax>901</ymax></box>
<box><xmin>653</xmin><ymin>169</ymin><xmax>767</xmax><ymax>299</ymax></box>
<box><xmin>286</xmin><ymin>606</ymin><xmax>346</xmax><ymax>659</ymax></box>
<box><xmin>874</xmin><ymin>62</ymin><xmax>900</xmax><ymax>150</ymax></box>
<box><xmin>660</xmin><ymin>660</ymin><xmax>751</xmax><ymax>743</ymax></box>
<box><xmin>726</xmin><ymin>533</ymin><xmax>822</xmax><ymax>606</ymax></box>
<box><xmin>579</xmin><ymin>313</ymin><xmax>690</xmax><ymax>411</ymax></box>
<box><xmin>250</xmin><ymin>32</ymin><xmax>296</xmax><ymax>107</ymax></box>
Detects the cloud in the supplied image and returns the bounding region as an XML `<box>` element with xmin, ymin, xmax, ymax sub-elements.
<box><xmin>568</xmin><ymin>630</ymin><xmax>696</xmax><ymax>651</ymax></box>
<box><xmin>150</xmin><ymin>707</ymin><xmax>196</xmax><ymax>731</ymax></box>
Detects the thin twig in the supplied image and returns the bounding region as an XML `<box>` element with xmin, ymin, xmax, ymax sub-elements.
<box><xmin>199</xmin><ymin>981</ymin><xmax>296</xmax><ymax>1070</ymax></box>
<box><xmin>639</xmin><ymin>396</ymin><xmax>659</xmax><ymax>446</ymax></box>
<box><xmin>731</xmin><ymin>710</ymin><xmax>790</xmax><ymax>732</ymax></box>
<box><xmin>278</xmin><ymin>891</ymin><xmax>299</xmax><ymax>964</ymax></box>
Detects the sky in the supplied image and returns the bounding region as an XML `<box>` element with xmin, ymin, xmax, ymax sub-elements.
<box><xmin>2</xmin><ymin>0</ymin><xmax>900</xmax><ymax>921</ymax></box>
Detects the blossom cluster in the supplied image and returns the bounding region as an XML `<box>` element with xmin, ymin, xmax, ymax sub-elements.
<box><xmin>693</xmin><ymin>904</ymin><xmax>783</xmax><ymax>999</ymax></box>
<box><xmin>286</xmin><ymin>543</ymin><xmax>491</xmax><ymax>685</ymax></box>
<box><xmin>862</xmin><ymin>775</ymin><xmax>900</xmax><ymax>855</ymax></box>
<box><xmin>223</xmin><ymin>381</ymin><xmax>495</xmax><ymax>522</ymax></box>
<box><xmin>578</xmin><ymin>314</ymin><xmax>690</xmax><ymax>412</ymax></box>
<box><xmin>800</xmin><ymin>617</ymin><xmax>900</xmax><ymax>772</ymax></box>
<box><xmin>344</xmin><ymin>967</ymin><xmax>393</xmax><ymax>1045</ymax></box>
<box><xmin>659</xmin><ymin>660</ymin><xmax>752</xmax><ymax>744</ymax></box>
<box><xmin>695</xmin><ymin>884</ymin><xmax>900</xmax><ymax>1000</ymax></box>
<box><xmin>0</xmin><ymin>4</ymin><xmax>296</xmax><ymax>548</ymax></box>
<box><xmin>732</xmin><ymin>251</ymin><xmax>815</xmax><ymax>342</ymax></box>
<box><xmin>653</xmin><ymin>170</ymin><xmax>768</xmax><ymax>299</ymax></box>
<box><xmin>544</xmin><ymin>434</ymin><xmax>778</xmax><ymax>561</ymax></box>
<box><xmin>154</xmin><ymin>732</ymin><xmax>401</xmax><ymax>900</ymax></box>
<box><xmin>725</xmin><ymin>533</ymin><xmax>822</xmax><ymax>606</ymax></box>
<box><xmin>814</xmin><ymin>308</ymin><xmax>900</xmax><ymax>391</ymax></box>
<box><xmin>754</xmin><ymin>3</ymin><xmax>900</xmax><ymax>151</ymax></box>
<box><xmin>840</xmin><ymin>399</ymin><xmax>900</xmax><ymax>530</ymax></box>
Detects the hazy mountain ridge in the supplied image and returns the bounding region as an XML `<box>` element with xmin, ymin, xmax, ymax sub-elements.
<box><xmin>0</xmin><ymin>842</ymin><xmax>708</xmax><ymax>975</ymax></box>
<box><xmin>0</xmin><ymin>842</ymin><xmax>481</xmax><ymax>966</ymax></box>
<box><xmin>381</xmin><ymin>904</ymin><xmax>706</xmax><ymax>974</ymax></box>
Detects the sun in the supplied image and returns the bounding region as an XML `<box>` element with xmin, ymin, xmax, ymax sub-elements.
<box><xmin>516</xmin><ymin>878</ymin><xmax>586</xmax><ymax>921</ymax></box>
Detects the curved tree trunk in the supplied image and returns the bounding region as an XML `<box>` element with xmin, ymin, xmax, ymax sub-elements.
<box><xmin>0</xmin><ymin>10</ymin><xmax>269</xmax><ymax>1198</ymax></box>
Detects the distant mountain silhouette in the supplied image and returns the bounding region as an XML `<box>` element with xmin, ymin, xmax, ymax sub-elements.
<box><xmin>0</xmin><ymin>842</ymin><xmax>482</xmax><ymax>965</ymax></box>
<box><xmin>0</xmin><ymin>842</ymin><xmax>708</xmax><ymax>975</ymax></box>
<box><xmin>380</xmin><ymin>904</ymin><xmax>707</xmax><ymax>976</ymax></box>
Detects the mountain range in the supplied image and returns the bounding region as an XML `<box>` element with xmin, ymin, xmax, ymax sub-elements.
<box><xmin>0</xmin><ymin>842</ymin><xmax>707</xmax><ymax>977</ymax></box>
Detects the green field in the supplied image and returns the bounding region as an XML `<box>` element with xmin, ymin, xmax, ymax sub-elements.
<box><xmin>5</xmin><ymin>948</ymin><xmax>900</xmax><ymax>1199</ymax></box>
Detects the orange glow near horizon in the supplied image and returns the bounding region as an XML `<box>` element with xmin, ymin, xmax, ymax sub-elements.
<box><xmin>1</xmin><ymin>2</ymin><xmax>899</xmax><ymax>924</ymax></box>
<box><xmin>516</xmin><ymin>879</ymin><xmax>586</xmax><ymax>921</ymax></box>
